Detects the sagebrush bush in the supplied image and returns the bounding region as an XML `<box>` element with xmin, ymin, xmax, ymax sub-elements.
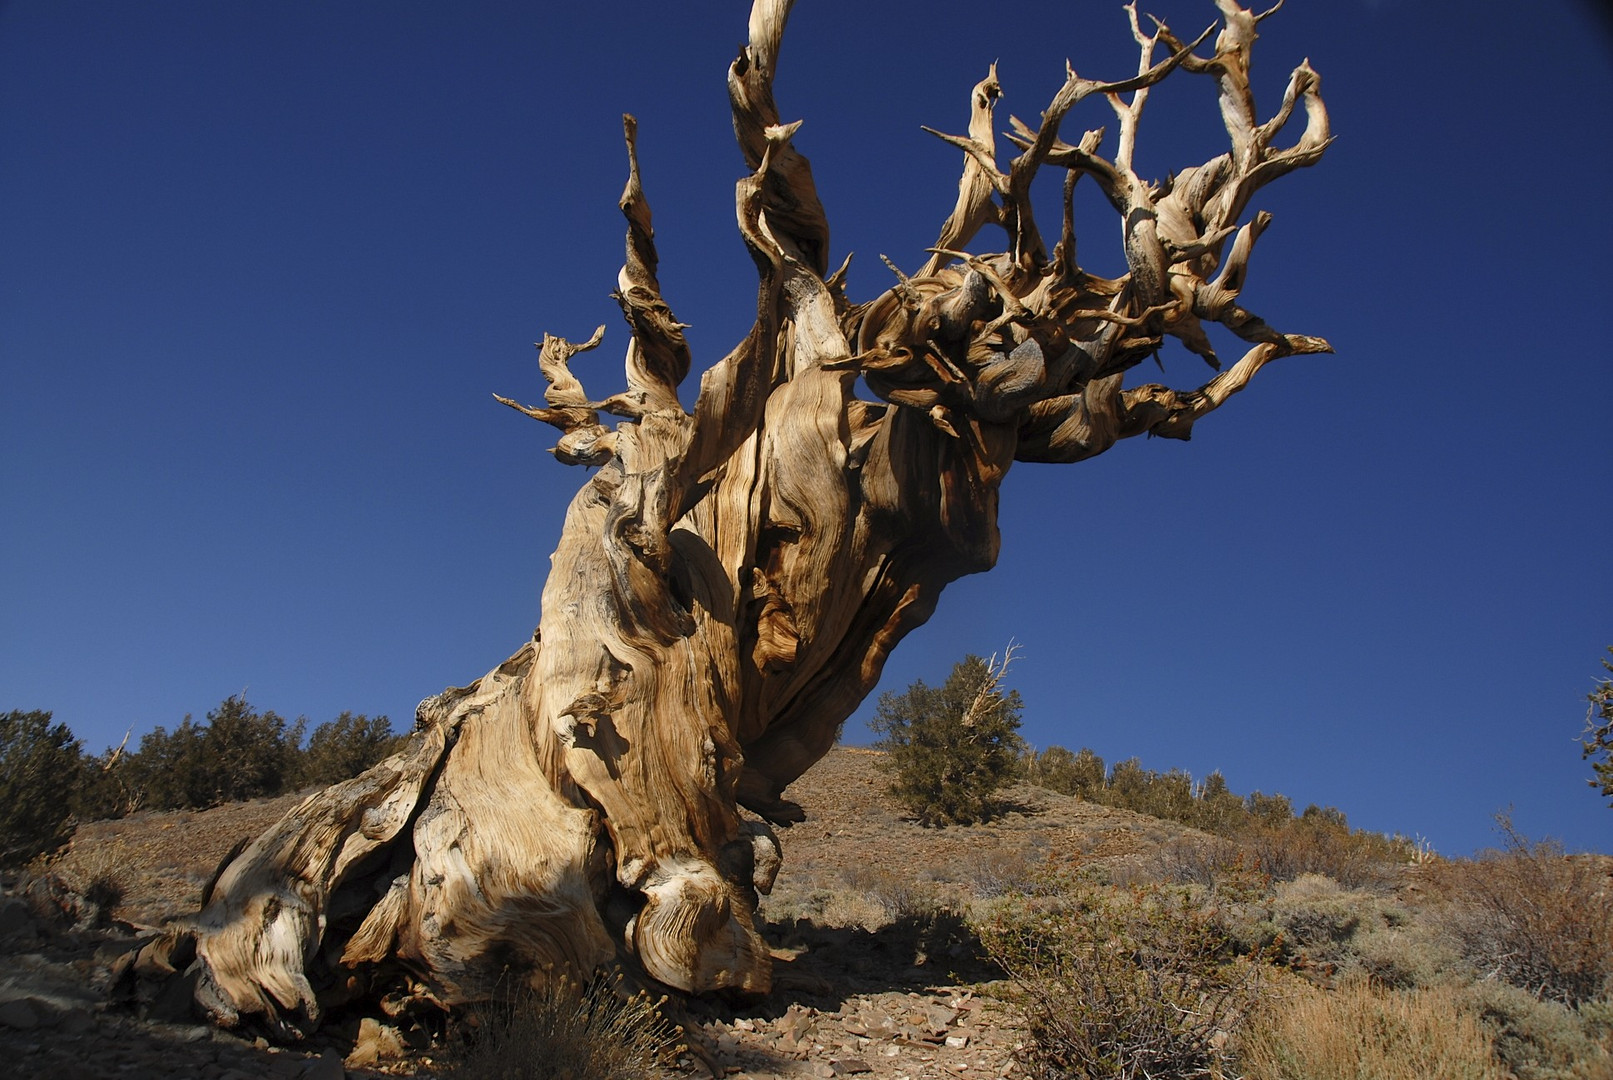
<box><xmin>839</xmin><ymin>865</ymin><xmax>945</xmax><ymax>924</ymax></box>
<box><xmin>1241</xmin><ymin>816</ymin><xmax>1409</xmax><ymax>889</ymax></box>
<box><xmin>1150</xmin><ymin>824</ymin><xmax>1407</xmax><ymax>892</ymax></box>
<box><xmin>1432</xmin><ymin>819</ymin><xmax>1613</xmax><ymax>1006</ymax></box>
<box><xmin>1238</xmin><ymin>976</ymin><xmax>1504</xmax><ymax>1080</ymax></box>
<box><xmin>452</xmin><ymin>970</ymin><xmax>677</xmax><ymax>1080</ymax></box>
<box><xmin>1463</xmin><ymin>980</ymin><xmax>1613</xmax><ymax>1080</ymax></box>
<box><xmin>978</xmin><ymin>872</ymin><xmax>1259</xmax><ymax>1079</ymax></box>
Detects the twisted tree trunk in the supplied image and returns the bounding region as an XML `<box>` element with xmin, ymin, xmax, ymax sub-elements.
<box><xmin>123</xmin><ymin>0</ymin><xmax>1330</xmax><ymax>1036</ymax></box>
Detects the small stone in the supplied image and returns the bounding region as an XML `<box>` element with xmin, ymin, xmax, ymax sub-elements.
<box><xmin>945</xmin><ymin>1034</ymin><xmax>970</xmax><ymax>1049</ymax></box>
<box><xmin>831</xmin><ymin>1060</ymin><xmax>873</xmax><ymax>1076</ymax></box>
<box><xmin>925</xmin><ymin>1005</ymin><xmax>959</xmax><ymax>1034</ymax></box>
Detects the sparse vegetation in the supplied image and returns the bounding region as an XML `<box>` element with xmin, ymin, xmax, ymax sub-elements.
<box><xmin>870</xmin><ymin>650</ymin><xmax>1026</xmax><ymax>826</ymax></box>
<box><xmin>451</xmin><ymin>970</ymin><xmax>677</xmax><ymax>1080</ymax></box>
<box><xmin>1022</xmin><ymin>744</ymin><xmax>1413</xmax><ymax>886</ymax></box>
<box><xmin>978</xmin><ymin>869</ymin><xmax>1261</xmax><ymax>1080</ymax></box>
<box><xmin>7</xmin><ymin>742</ymin><xmax>1611</xmax><ymax>1078</ymax></box>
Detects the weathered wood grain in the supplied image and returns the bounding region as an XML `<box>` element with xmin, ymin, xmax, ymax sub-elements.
<box><xmin>133</xmin><ymin>0</ymin><xmax>1331</xmax><ymax>1034</ymax></box>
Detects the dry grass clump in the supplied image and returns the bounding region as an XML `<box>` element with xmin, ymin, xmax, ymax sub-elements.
<box><xmin>978</xmin><ymin>873</ymin><xmax>1261</xmax><ymax>1080</ymax></box>
<box><xmin>450</xmin><ymin>969</ymin><xmax>678</xmax><ymax>1080</ymax></box>
<box><xmin>1238</xmin><ymin>976</ymin><xmax>1504</xmax><ymax>1080</ymax></box>
<box><xmin>41</xmin><ymin>838</ymin><xmax>128</xmax><ymax>916</ymax></box>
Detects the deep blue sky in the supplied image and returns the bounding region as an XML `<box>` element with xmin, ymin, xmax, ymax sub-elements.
<box><xmin>3</xmin><ymin>1</ymin><xmax>1609</xmax><ymax>857</ymax></box>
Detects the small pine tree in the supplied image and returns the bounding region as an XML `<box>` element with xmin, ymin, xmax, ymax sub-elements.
<box><xmin>203</xmin><ymin>696</ymin><xmax>304</xmax><ymax>803</ymax></box>
<box><xmin>297</xmin><ymin>712</ymin><xmax>404</xmax><ymax>788</ymax></box>
<box><xmin>1025</xmin><ymin>745</ymin><xmax>1077</xmax><ymax>793</ymax></box>
<box><xmin>1193</xmin><ymin>770</ymin><xmax>1246</xmax><ymax>833</ymax></box>
<box><xmin>1583</xmin><ymin>647</ymin><xmax>1613</xmax><ymax>807</ymax></box>
<box><xmin>1067</xmin><ymin>747</ymin><xmax>1107</xmax><ymax>799</ymax></box>
<box><xmin>1245</xmin><ymin>790</ymin><xmax>1295</xmax><ymax>829</ymax></box>
<box><xmin>0</xmin><ymin>709</ymin><xmax>86</xmax><ymax>866</ymax></box>
<box><xmin>124</xmin><ymin>696</ymin><xmax>302</xmax><ymax>809</ymax></box>
<box><xmin>869</xmin><ymin>649</ymin><xmax>1025</xmax><ymax>826</ymax></box>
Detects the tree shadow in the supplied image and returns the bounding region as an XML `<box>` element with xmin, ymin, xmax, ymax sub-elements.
<box><xmin>668</xmin><ymin>908</ymin><xmax>1003</xmax><ymax>1076</ymax></box>
<box><xmin>687</xmin><ymin>908</ymin><xmax>1000</xmax><ymax>1022</ymax></box>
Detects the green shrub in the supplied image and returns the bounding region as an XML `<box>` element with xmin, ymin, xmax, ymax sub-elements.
<box><xmin>1194</xmin><ymin>771</ymin><xmax>1248</xmax><ymax>834</ymax></box>
<box><xmin>73</xmin><ymin>738</ymin><xmax>143</xmax><ymax>820</ymax></box>
<box><xmin>452</xmin><ymin>970</ymin><xmax>677</xmax><ymax>1080</ymax></box>
<box><xmin>0</xmin><ymin>709</ymin><xmax>85</xmax><ymax>866</ymax></box>
<box><xmin>978</xmin><ymin>872</ymin><xmax>1260</xmax><ymax>1079</ymax></box>
<box><xmin>870</xmin><ymin>651</ymin><xmax>1025</xmax><ymax>826</ymax></box>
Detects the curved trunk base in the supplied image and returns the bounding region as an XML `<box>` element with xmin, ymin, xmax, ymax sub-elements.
<box><xmin>118</xmin><ymin>642</ymin><xmax>771</xmax><ymax>1036</ymax></box>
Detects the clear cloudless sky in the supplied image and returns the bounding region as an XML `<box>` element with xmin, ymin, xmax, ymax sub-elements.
<box><xmin>3</xmin><ymin>0</ymin><xmax>1609</xmax><ymax>857</ymax></box>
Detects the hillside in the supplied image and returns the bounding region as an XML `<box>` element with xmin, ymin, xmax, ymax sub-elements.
<box><xmin>1</xmin><ymin>748</ymin><xmax>1212</xmax><ymax>1079</ymax></box>
<box><xmin>4</xmin><ymin>747</ymin><xmax>1609</xmax><ymax>1079</ymax></box>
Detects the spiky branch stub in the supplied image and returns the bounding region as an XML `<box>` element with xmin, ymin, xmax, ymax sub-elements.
<box><xmin>122</xmin><ymin>0</ymin><xmax>1331</xmax><ymax>1036</ymax></box>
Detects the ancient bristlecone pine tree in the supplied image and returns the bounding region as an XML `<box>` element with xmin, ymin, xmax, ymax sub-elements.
<box><xmin>124</xmin><ymin>0</ymin><xmax>1330</xmax><ymax>1035</ymax></box>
